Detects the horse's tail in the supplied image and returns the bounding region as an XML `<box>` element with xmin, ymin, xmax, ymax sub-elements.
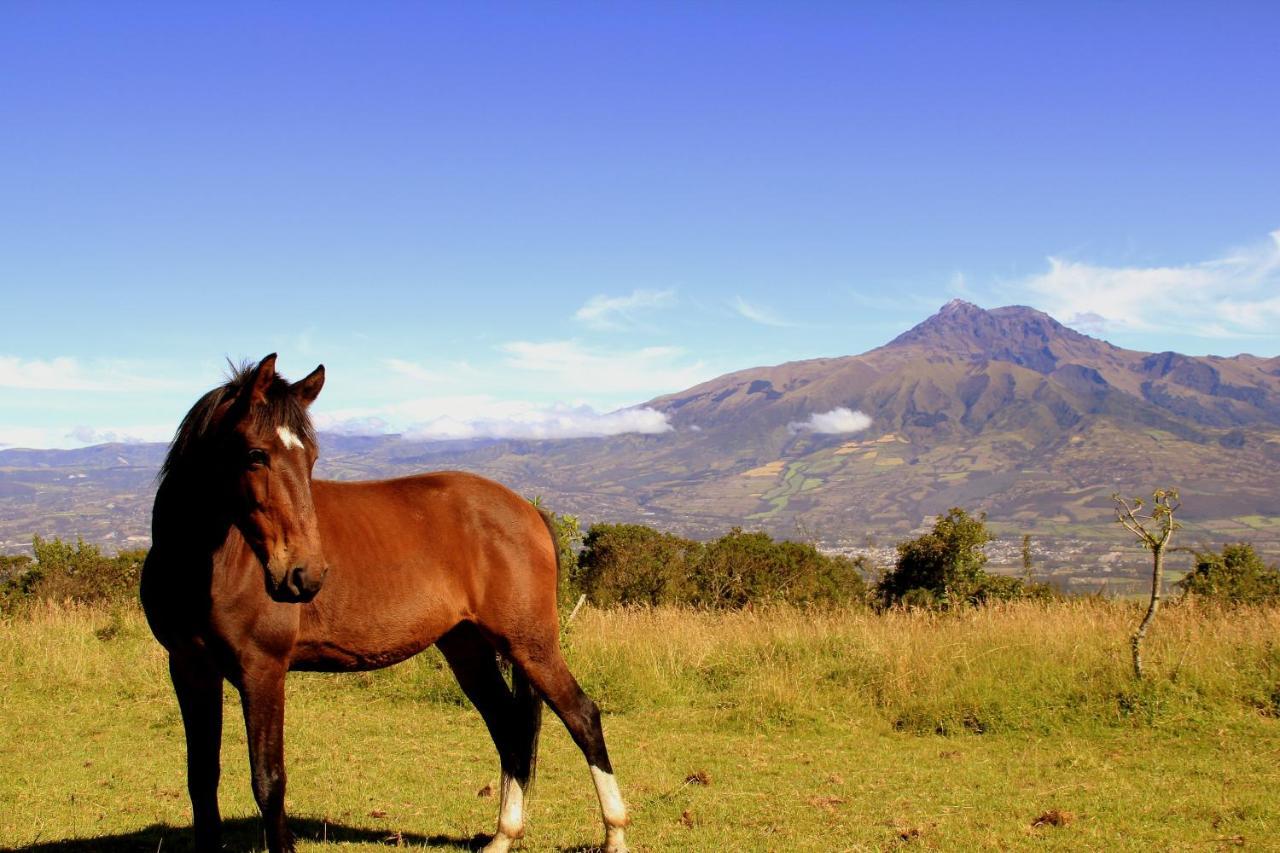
<box><xmin>535</xmin><ymin>506</ymin><xmax>561</xmax><ymax>592</ymax></box>
<box><xmin>511</xmin><ymin>661</ymin><xmax>544</xmax><ymax>791</ymax></box>
<box><xmin>515</xmin><ymin>505</ymin><xmax>557</xmax><ymax>790</ymax></box>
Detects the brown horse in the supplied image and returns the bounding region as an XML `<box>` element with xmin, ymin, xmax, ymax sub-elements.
<box><xmin>141</xmin><ymin>355</ymin><xmax>628</xmax><ymax>853</ymax></box>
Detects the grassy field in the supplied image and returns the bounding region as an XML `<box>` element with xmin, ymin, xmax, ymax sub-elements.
<box><xmin>2</xmin><ymin>601</ymin><xmax>1279</xmax><ymax>851</ymax></box>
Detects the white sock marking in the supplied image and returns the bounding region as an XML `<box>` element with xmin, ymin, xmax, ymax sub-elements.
<box><xmin>590</xmin><ymin>765</ymin><xmax>627</xmax><ymax>828</ymax></box>
<box><xmin>496</xmin><ymin>772</ymin><xmax>525</xmax><ymax>838</ymax></box>
<box><xmin>276</xmin><ymin>426</ymin><xmax>304</xmax><ymax>450</ymax></box>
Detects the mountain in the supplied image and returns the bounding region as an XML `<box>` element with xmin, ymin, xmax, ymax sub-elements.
<box><xmin>624</xmin><ymin>300</ymin><xmax>1280</xmax><ymax>542</ymax></box>
<box><xmin>4</xmin><ymin>302</ymin><xmax>1280</xmax><ymax>575</ymax></box>
<box><xmin>653</xmin><ymin>300</ymin><xmax>1280</xmax><ymax>436</ymax></box>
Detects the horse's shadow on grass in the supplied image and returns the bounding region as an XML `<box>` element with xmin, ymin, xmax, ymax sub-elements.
<box><xmin>7</xmin><ymin>817</ymin><xmax>483</xmax><ymax>852</ymax></box>
<box><xmin>7</xmin><ymin>819</ymin><xmax>607</xmax><ymax>852</ymax></box>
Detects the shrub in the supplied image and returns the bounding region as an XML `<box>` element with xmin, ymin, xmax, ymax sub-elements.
<box><xmin>577</xmin><ymin>523</ymin><xmax>865</xmax><ymax>608</ymax></box>
<box><xmin>878</xmin><ymin>507</ymin><xmax>990</xmax><ymax>606</ymax></box>
<box><xmin>972</xmin><ymin>572</ymin><xmax>1028</xmax><ymax>603</ymax></box>
<box><xmin>690</xmin><ymin>527</ymin><xmax>864</xmax><ymax>607</ymax></box>
<box><xmin>1</xmin><ymin>537</ymin><xmax>146</xmax><ymax>613</ymax></box>
<box><xmin>0</xmin><ymin>554</ymin><xmax>32</xmax><ymax>585</ymax></box>
<box><xmin>878</xmin><ymin>508</ymin><xmax>1044</xmax><ymax>608</ymax></box>
<box><xmin>1178</xmin><ymin>543</ymin><xmax>1280</xmax><ymax>605</ymax></box>
<box><xmin>576</xmin><ymin>524</ymin><xmax>701</xmax><ymax>606</ymax></box>
<box><xmin>547</xmin><ymin>508</ymin><xmax>584</xmax><ymax>607</ymax></box>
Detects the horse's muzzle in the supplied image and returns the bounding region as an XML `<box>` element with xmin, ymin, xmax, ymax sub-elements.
<box><xmin>272</xmin><ymin>564</ymin><xmax>325</xmax><ymax>603</ymax></box>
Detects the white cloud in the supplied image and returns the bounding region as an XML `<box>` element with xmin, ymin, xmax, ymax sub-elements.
<box><xmin>0</xmin><ymin>422</ymin><xmax>173</xmax><ymax>450</ymax></box>
<box><xmin>67</xmin><ymin>426</ymin><xmax>154</xmax><ymax>445</ymax></box>
<box><xmin>788</xmin><ymin>407</ymin><xmax>872</xmax><ymax>435</ymax></box>
<box><xmin>384</xmin><ymin>358</ymin><xmax>439</xmax><ymax>383</ymax></box>
<box><xmin>500</xmin><ymin>340</ymin><xmax>713</xmax><ymax>395</ymax></box>
<box><xmin>319</xmin><ymin>415</ymin><xmax>392</xmax><ymax>436</ymax></box>
<box><xmin>318</xmin><ymin>397</ymin><xmax>672</xmax><ymax>442</ymax></box>
<box><xmin>1020</xmin><ymin>229</ymin><xmax>1280</xmax><ymax>339</ymax></box>
<box><xmin>382</xmin><ymin>358</ymin><xmax>481</xmax><ymax>385</ymax></box>
<box><xmin>406</xmin><ymin>405</ymin><xmax>671</xmax><ymax>441</ymax></box>
<box><xmin>0</xmin><ymin>429</ymin><xmax>47</xmax><ymax>449</ymax></box>
<box><xmin>732</xmin><ymin>296</ymin><xmax>795</xmax><ymax>327</ymax></box>
<box><xmin>311</xmin><ymin>340</ymin><xmax>710</xmax><ymax>444</ymax></box>
<box><xmin>0</xmin><ymin>426</ymin><xmax>68</xmax><ymax>449</ymax></box>
<box><xmin>318</xmin><ymin>394</ymin><xmax>512</xmax><ymax>429</ymax></box>
<box><xmin>574</xmin><ymin>288</ymin><xmax>676</xmax><ymax>329</ymax></box>
<box><xmin>0</xmin><ymin>356</ymin><xmax>180</xmax><ymax>392</ymax></box>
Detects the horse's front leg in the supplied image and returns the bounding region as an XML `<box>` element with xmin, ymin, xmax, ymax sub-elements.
<box><xmin>239</xmin><ymin>661</ymin><xmax>293</xmax><ymax>853</ymax></box>
<box><xmin>170</xmin><ymin>653</ymin><xmax>224</xmax><ymax>853</ymax></box>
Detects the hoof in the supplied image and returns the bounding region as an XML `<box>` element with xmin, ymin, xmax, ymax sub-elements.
<box><xmin>481</xmin><ymin>834</ymin><xmax>516</xmax><ymax>853</ymax></box>
<box><xmin>604</xmin><ymin>826</ymin><xmax>628</xmax><ymax>853</ymax></box>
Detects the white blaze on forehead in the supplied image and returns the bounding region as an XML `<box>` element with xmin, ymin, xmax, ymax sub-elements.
<box><xmin>276</xmin><ymin>426</ymin><xmax>304</xmax><ymax>450</ymax></box>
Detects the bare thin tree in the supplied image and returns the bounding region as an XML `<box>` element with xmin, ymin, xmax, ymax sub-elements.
<box><xmin>1113</xmin><ymin>489</ymin><xmax>1181</xmax><ymax>680</ymax></box>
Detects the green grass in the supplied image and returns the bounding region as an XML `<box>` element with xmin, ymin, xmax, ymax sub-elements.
<box><xmin>1233</xmin><ymin>515</ymin><xmax>1280</xmax><ymax>531</ymax></box>
<box><xmin>747</xmin><ymin>462</ymin><xmax>831</xmax><ymax>518</ymax></box>
<box><xmin>2</xmin><ymin>601</ymin><xmax>1279</xmax><ymax>851</ymax></box>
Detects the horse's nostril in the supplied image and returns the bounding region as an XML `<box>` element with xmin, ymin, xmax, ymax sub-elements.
<box><xmin>289</xmin><ymin>566</ymin><xmax>308</xmax><ymax>591</ymax></box>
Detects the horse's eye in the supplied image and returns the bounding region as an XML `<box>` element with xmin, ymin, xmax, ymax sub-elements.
<box><xmin>247</xmin><ymin>449</ymin><xmax>270</xmax><ymax>468</ymax></box>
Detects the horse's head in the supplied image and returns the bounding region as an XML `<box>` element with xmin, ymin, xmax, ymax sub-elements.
<box><xmin>222</xmin><ymin>354</ymin><xmax>328</xmax><ymax>603</ymax></box>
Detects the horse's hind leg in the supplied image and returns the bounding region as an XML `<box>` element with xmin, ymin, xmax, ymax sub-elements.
<box><xmin>169</xmin><ymin>653</ymin><xmax>224</xmax><ymax>853</ymax></box>
<box><xmin>437</xmin><ymin>623</ymin><xmax>542</xmax><ymax>853</ymax></box>
<box><xmin>506</xmin><ymin>641</ymin><xmax>629</xmax><ymax>853</ymax></box>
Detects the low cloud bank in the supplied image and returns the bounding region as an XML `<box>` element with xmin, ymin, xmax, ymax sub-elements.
<box><xmin>0</xmin><ymin>423</ymin><xmax>173</xmax><ymax>450</ymax></box>
<box><xmin>406</xmin><ymin>404</ymin><xmax>672</xmax><ymax>441</ymax></box>
<box><xmin>788</xmin><ymin>407</ymin><xmax>872</xmax><ymax>435</ymax></box>
<box><xmin>321</xmin><ymin>404</ymin><xmax>674</xmax><ymax>442</ymax></box>
<box><xmin>67</xmin><ymin>426</ymin><xmax>153</xmax><ymax>445</ymax></box>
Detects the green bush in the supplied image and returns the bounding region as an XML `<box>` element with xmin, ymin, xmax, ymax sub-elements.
<box><xmin>690</xmin><ymin>527</ymin><xmax>864</xmax><ymax>607</ymax></box>
<box><xmin>546</xmin><ymin>506</ymin><xmax>585</xmax><ymax>608</ymax></box>
<box><xmin>1</xmin><ymin>537</ymin><xmax>146</xmax><ymax>613</ymax></box>
<box><xmin>877</xmin><ymin>508</ymin><xmax>1046</xmax><ymax>608</ymax></box>
<box><xmin>971</xmin><ymin>572</ymin><xmax>1028</xmax><ymax>603</ymax></box>
<box><xmin>1178</xmin><ymin>543</ymin><xmax>1280</xmax><ymax>605</ymax></box>
<box><xmin>575</xmin><ymin>523</ymin><xmax>701</xmax><ymax>606</ymax></box>
<box><xmin>576</xmin><ymin>523</ymin><xmax>865</xmax><ymax>608</ymax></box>
<box><xmin>0</xmin><ymin>554</ymin><xmax>32</xmax><ymax>585</ymax></box>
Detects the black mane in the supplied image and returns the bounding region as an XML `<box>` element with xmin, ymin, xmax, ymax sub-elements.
<box><xmin>160</xmin><ymin>361</ymin><xmax>316</xmax><ymax>481</ymax></box>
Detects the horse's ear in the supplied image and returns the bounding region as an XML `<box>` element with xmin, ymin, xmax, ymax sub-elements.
<box><xmin>293</xmin><ymin>364</ymin><xmax>325</xmax><ymax>407</ymax></box>
<box><xmin>242</xmin><ymin>353</ymin><xmax>278</xmax><ymax>407</ymax></box>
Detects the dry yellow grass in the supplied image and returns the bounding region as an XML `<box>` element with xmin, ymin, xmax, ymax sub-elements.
<box><xmin>564</xmin><ymin>599</ymin><xmax>1280</xmax><ymax>732</ymax></box>
<box><xmin>2</xmin><ymin>600</ymin><xmax>1279</xmax><ymax>850</ymax></box>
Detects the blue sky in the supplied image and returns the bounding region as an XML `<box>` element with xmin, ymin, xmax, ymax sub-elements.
<box><xmin>2</xmin><ymin>3</ymin><xmax>1278</xmax><ymax>448</ymax></box>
